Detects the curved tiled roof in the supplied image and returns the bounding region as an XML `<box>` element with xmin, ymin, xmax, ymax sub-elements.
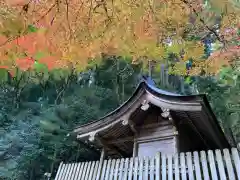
<box><xmin>72</xmin><ymin>76</ymin><xmax>231</xmax><ymax>150</ymax></box>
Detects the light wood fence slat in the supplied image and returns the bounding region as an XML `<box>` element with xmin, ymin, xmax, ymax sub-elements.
<box><xmin>128</xmin><ymin>158</ymin><xmax>134</xmax><ymax>180</ymax></box>
<box><xmin>69</xmin><ymin>163</ymin><xmax>75</xmax><ymax>179</ymax></box>
<box><xmin>133</xmin><ymin>157</ymin><xmax>139</xmax><ymax>180</ymax></box>
<box><xmin>150</xmin><ymin>156</ymin><xmax>155</xmax><ymax>180</ymax></box>
<box><xmin>68</xmin><ymin>163</ymin><xmax>74</xmax><ymax>179</ymax></box>
<box><xmin>55</xmin><ymin>162</ymin><xmax>63</xmax><ymax>180</ymax></box>
<box><xmin>139</xmin><ymin>157</ymin><xmax>144</xmax><ymax>180</ymax></box>
<box><xmin>208</xmin><ymin>150</ymin><xmax>218</xmax><ymax>180</ymax></box>
<box><xmin>54</xmin><ymin>146</ymin><xmax>240</xmax><ymax>180</ymax></box>
<box><xmin>123</xmin><ymin>158</ymin><xmax>129</xmax><ymax>180</ymax></box>
<box><xmin>232</xmin><ymin>147</ymin><xmax>240</xmax><ymax>179</ymax></box>
<box><xmin>215</xmin><ymin>149</ymin><xmax>227</xmax><ymax>180</ymax></box>
<box><xmin>100</xmin><ymin>160</ymin><xmax>108</xmax><ymax>180</ymax></box>
<box><xmin>114</xmin><ymin>159</ymin><xmax>120</xmax><ymax>180</ymax></box>
<box><xmin>193</xmin><ymin>151</ymin><xmax>202</xmax><ymax>180</ymax></box>
<box><xmin>88</xmin><ymin>161</ymin><xmax>96</xmax><ymax>180</ymax></box>
<box><xmin>59</xmin><ymin>164</ymin><xmax>67</xmax><ymax>180</ymax></box>
<box><xmin>167</xmin><ymin>154</ymin><xmax>173</xmax><ymax>180</ymax></box>
<box><xmin>144</xmin><ymin>157</ymin><xmax>149</xmax><ymax>180</ymax></box>
<box><xmin>69</xmin><ymin>163</ymin><xmax>77</xmax><ymax>180</ymax></box>
<box><xmin>223</xmin><ymin>149</ymin><xmax>236</xmax><ymax>180</ymax></box>
<box><xmin>105</xmin><ymin>160</ymin><xmax>112</xmax><ymax>180</ymax></box>
<box><xmin>155</xmin><ymin>152</ymin><xmax>161</xmax><ymax>180</ymax></box>
<box><xmin>77</xmin><ymin>162</ymin><xmax>85</xmax><ymax>180</ymax></box>
<box><xmin>161</xmin><ymin>154</ymin><xmax>167</xmax><ymax>180</ymax></box>
<box><xmin>85</xmin><ymin>162</ymin><xmax>92</xmax><ymax>180</ymax></box>
<box><xmin>73</xmin><ymin>163</ymin><xmax>80</xmax><ymax>180</ymax></box>
<box><xmin>180</xmin><ymin>153</ymin><xmax>187</xmax><ymax>180</ymax></box>
<box><xmin>63</xmin><ymin>163</ymin><xmax>71</xmax><ymax>180</ymax></box>
<box><xmin>92</xmin><ymin>161</ymin><xmax>100</xmax><ymax>180</ymax></box>
<box><xmin>109</xmin><ymin>159</ymin><xmax>116</xmax><ymax>180</ymax></box>
<box><xmin>118</xmin><ymin>159</ymin><xmax>125</xmax><ymax>180</ymax></box>
<box><xmin>81</xmin><ymin>162</ymin><xmax>89</xmax><ymax>180</ymax></box>
<box><xmin>72</xmin><ymin>163</ymin><xmax>78</xmax><ymax>179</ymax></box>
<box><xmin>200</xmin><ymin>151</ymin><xmax>210</xmax><ymax>180</ymax></box>
<box><xmin>73</xmin><ymin>162</ymin><xmax>81</xmax><ymax>180</ymax></box>
<box><xmin>75</xmin><ymin>162</ymin><xmax>84</xmax><ymax>180</ymax></box>
<box><xmin>186</xmin><ymin>152</ymin><xmax>194</xmax><ymax>180</ymax></box>
<box><xmin>174</xmin><ymin>154</ymin><xmax>180</xmax><ymax>180</ymax></box>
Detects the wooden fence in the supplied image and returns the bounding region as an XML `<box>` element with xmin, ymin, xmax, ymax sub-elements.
<box><xmin>55</xmin><ymin>146</ymin><xmax>240</xmax><ymax>180</ymax></box>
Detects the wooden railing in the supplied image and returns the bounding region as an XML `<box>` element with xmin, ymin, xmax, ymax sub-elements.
<box><xmin>55</xmin><ymin>145</ymin><xmax>240</xmax><ymax>180</ymax></box>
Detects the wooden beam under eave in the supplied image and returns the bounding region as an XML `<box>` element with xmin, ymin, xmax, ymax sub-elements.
<box><xmin>128</xmin><ymin>119</ymin><xmax>138</xmax><ymax>134</ymax></box>
<box><xmin>106</xmin><ymin>136</ymin><xmax>134</xmax><ymax>144</ymax></box>
<box><xmin>96</xmin><ymin>136</ymin><xmax>128</xmax><ymax>157</ymax></box>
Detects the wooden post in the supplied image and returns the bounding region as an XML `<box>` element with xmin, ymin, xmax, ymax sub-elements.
<box><xmin>96</xmin><ymin>148</ymin><xmax>106</xmax><ymax>180</ymax></box>
<box><xmin>133</xmin><ymin>140</ymin><xmax>137</xmax><ymax>158</ymax></box>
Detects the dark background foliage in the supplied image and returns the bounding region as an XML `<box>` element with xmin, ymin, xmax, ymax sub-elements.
<box><xmin>0</xmin><ymin>55</ymin><xmax>239</xmax><ymax>179</ymax></box>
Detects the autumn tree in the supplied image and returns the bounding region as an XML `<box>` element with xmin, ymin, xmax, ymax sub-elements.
<box><xmin>0</xmin><ymin>0</ymin><xmax>239</xmax><ymax>76</ymax></box>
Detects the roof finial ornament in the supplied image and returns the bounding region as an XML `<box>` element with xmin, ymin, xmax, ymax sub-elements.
<box><xmin>141</xmin><ymin>100</ymin><xmax>150</xmax><ymax>111</ymax></box>
<box><xmin>161</xmin><ymin>107</ymin><xmax>170</xmax><ymax>118</ymax></box>
<box><xmin>122</xmin><ymin>119</ymin><xmax>128</xmax><ymax>126</ymax></box>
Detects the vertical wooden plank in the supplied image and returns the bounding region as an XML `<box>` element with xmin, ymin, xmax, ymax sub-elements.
<box><xmin>123</xmin><ymin>158</ymin><xmax>129</xmax><ymax>180</ymax></box>
<box><xmin>180</xmin><ymin>153</ymin><xmax>187</xmax><ymax>180</ymax></box>
<box><xmin>208</xmin><ymin>150</ymin><xmax>218</xmax><ymax>180</ymax></box>
<box><xmin>85</xmin><ymin>162</ymin><xmax>93</xmax><ymax>180</ymax></box>
<box><xmin>100</xmin><ymin>160</ymin><xmax>108</xmax><ymax>180</ymax></box>
<box><xmin>193</xmin><ymin>151</ymin><xmax>202</xmax><ymax>180</ymax></box>
<box><xmin>133</xmin><ymin>141</ymin><xmax>137</xmax><ymax>158</ymax></box>
<box><xmin>231</xmin><ymin>147</ymin><xmax>240</xmax><ymax>179</ymax></box>
<box><xmin>200</xmin><ymin>151</ymin><xmax>210</xmax><ymax>180</ymax></box>
<box><xmin>133</xmin><ymin>157</ymin><xmax>139</xmax><ymax>180</ymax></box>
<box><xmin>96</xmin><ymin>149</ymin><xmax>106</xmax><ymax>180</ymax></box>
<box><xmin>73</xmin><ymin>163</ymin><xmax>82</xmax><ymax>180</ymax></box>
<box><xmin>118</xmin><ymin>159</ymin><xmax>125</xmax><ymax>180</ymax></box>
<box><xmin>128</xmin><ymin>158</ymin><xmax>134</xmax><ymax>180</ymax></box>
<box><xmin>69</xmin><ymin>163</ymin><xmax>78</xmax><ymax>180</ymax></box>
<box><xmin>67</xmin><ymin>163</ymin><xmax>74</xmax><ymax>180</ymax></box>
<box><xmin>59</xmin><ymin>164</ymin><xmax>67</xmax><ymax>180</ymax></box>
<box><xmin>186</xmin><ymin>152</ymin><xmax>194</xmax><ymax>180</ymax></box>
<box><xmin>144</xmin><ymin>157</ymin><xmax>149</xmax><ymax>180</ymax></box>
<box><xmin>215</xmin><ymin>149</ymin><xmax>227</xmax><ymax>180</ymax></box>
<box><xmin>58</xmin><ymin>163</ymin><xmax>66</xmax><ymax>180</ymax></box>
<box><xmin>75</xmin><ymin>162</ymin><xmax>85</xmax><ymax>180</ymax></box>
<box><xmin>69</xmin><ymin>163</ymin><xmax>76</xmax><ymax>180</ymax></box>
<box><xmin>150</xmin><ymin>156</ymin><xmax>155</xmax><ymax>180</ymax></box>
<box><xmin>55</xmin><ymin>162</ymin><xmax>63</xmax><ymax>180</ymax></box>
<box><xmin>162</xmin><ymin>154</ymin><xmax>167</xmax><ymax>180</ymax></box>
<box><xmin>104</xmin><ymin>160</ymin><xmax>112</xmax><ymax>180</ymax></box>
<box><xmin>109</xmin><ymin>159</ymin><xmax>116</xmax><ymax>180</ymax></box>
<box><xmin>223</xmin><ymin>149</ymin><xmax>236</xmax><ymax>180</ymax></box>
<box><xmin>139</xmin><ymin>157</ymin><xmax>144</xmax><ymax>180</ymax></box>
<box><xmin>174</xmin><ymin>154</ymin><xmax>179</xmax><ymax>180</ymax></box>
<box><xmin>63</xmin><ymin>164</ymin><xmax>71</xmax><ymax>180</ymax></box>
<box><xmin>114</xmin><ymin>159</ymin><xmax>121</xmax><ymax>180</ymax></box>
<box><xmin>92</xmin><ymin>161</ymin><xmax>100</xmax><ymax>180</ymax></box>
<box><xmin>88</xmin><ymin>161</ymin><xmax>96</xmax><ymax>180</ymax></box>
<box><xmin>155</xmin><ymin>152</ymin><xmax>161</xmax><ymax>180</ymax></box>
<box><xmin>81</xmin><ymin>162</ymin><xmax>89</xmax><ymax>180</ymax></box>
<box><xmin>167</xmin><ymin>154</ymin><xmax>173</xmax><ymax>180</ymax></box>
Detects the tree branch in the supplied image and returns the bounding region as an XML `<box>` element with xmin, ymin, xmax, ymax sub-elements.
<box><xmin>180</xmin><ymin>0</ymin><xmax>225</xmax><ymax>45</ymax></box>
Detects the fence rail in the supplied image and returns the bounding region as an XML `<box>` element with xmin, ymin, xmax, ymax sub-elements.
<box><xmin>55</xmin><ymin>146</ymin><xmax>240</xmax><ymax>180</ymax></box>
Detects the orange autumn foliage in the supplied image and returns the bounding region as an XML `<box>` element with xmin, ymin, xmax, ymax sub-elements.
<box><xmin>0</xmin><ymin>0</ymin><xmax>239</xmax><ymax>74</ymax></box>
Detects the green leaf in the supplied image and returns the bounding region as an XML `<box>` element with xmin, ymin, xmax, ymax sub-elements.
<box><xmin>27</xmin><ymin>25</ymin><xmax>38</xmax><ymax>33</ymax></box>
<box><xmin>185</xmin><ymin>76</ymin><xmax>192</xmax><ymax>84</ymax></box>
